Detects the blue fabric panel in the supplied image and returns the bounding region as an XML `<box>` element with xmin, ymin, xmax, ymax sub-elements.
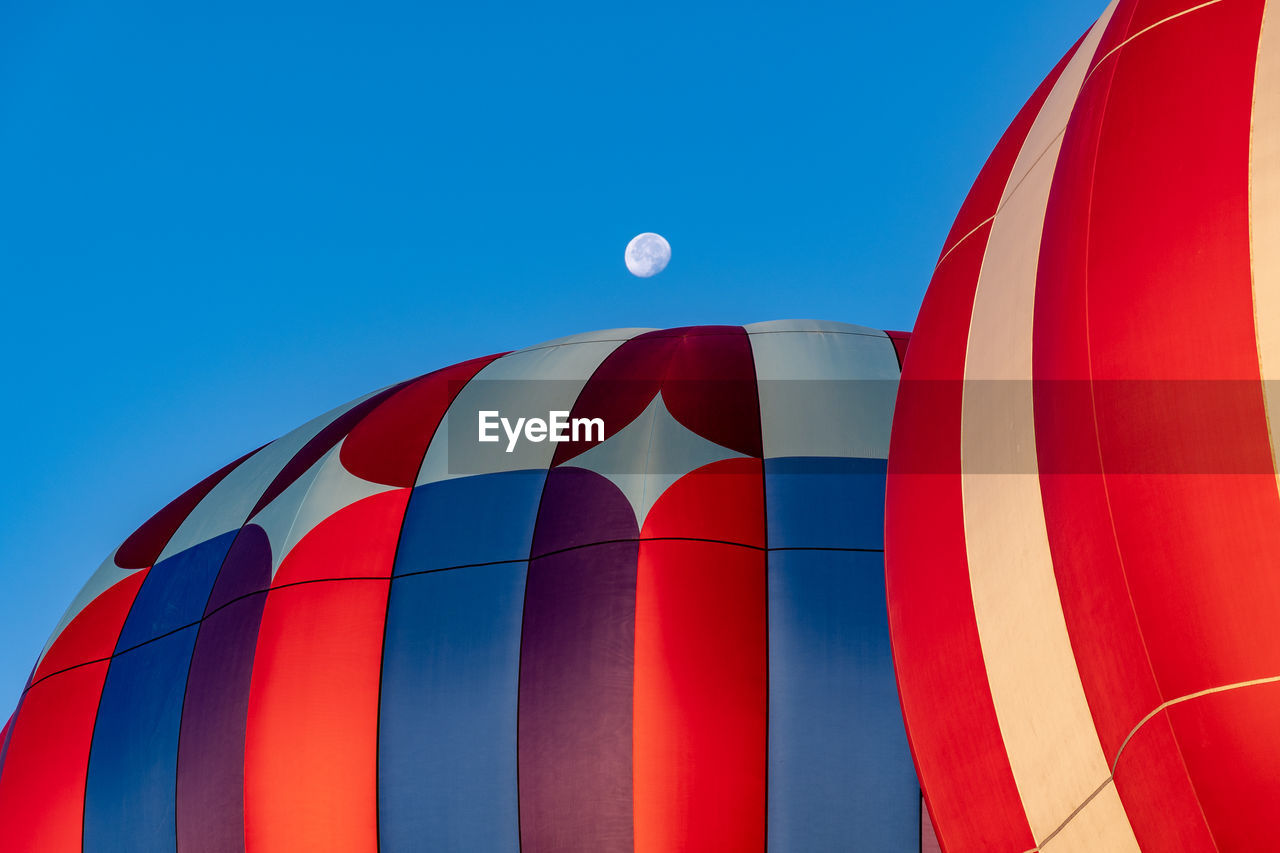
<box><xmin>84</xmin><ymin>625</ymin><xmax>200</xmax><ymax>853</ymax></box>
<box><xmin>378</xmin><ymin>561</ymin><xmax>527</xmax><ymax>852</ymax></box>
<box><xmin>764</xmin><ymin>456</ymin><xmax>887</xmax><ymax>550</ymax></box>
<box><xmin>115</xmin><ymin>530</ymin><xmax>237</xmax><ymax>649</ymax></box>
<box><xmin>395</xmin><ymin>471</ymin><xmax>547</xmax><ymax>574</ymax></box>
<box><xmin>766</xmin><ymin>549</ymin><xmax>917</xmax><ymax>852</ymax></box>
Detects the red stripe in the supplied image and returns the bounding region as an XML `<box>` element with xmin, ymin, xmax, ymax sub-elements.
<box><xmin>1120</xmin><ymin>0</ymin><xmax>1220</xmax><ymax>39</ymax></box>
<box><xmin>1054</xmin><ymin>0</ymin><xmax>1274</xmax><ymax>846</ymax></box>
<box><xmin>633</xmin><ymin>460</ymin><xmax>767</xmax><ymax>853</ymax></box>
<box><xmin>0</xmin><ymin>571</ymin><xmax>146</xmax><ymax>852</ymax></box>
<box><xmin>552</xmin><ymin>326</ymin><xmax>758</xmax><ymax>465</ymax></box>
<box><xmin>885</xmin><ymin>42</ymin><xmax>1074</xmax><ymax>849</ymax></box>
<box><xmin>340</xmin><ymin>354</ymin><xmax>500</xmax><ymax>487</ymax></box>
<box><xmin>1031</xmin><ymin>4</ymin><xmax>1217</xmax><ymax>850</ymax></box>
<box><xmin>249</xmin><ymin>387</ymin><xmax>408</xmax><ymax>516</ymax></box>
<box><xmin>932</xmin><ymin>37</ymin><xmax>1085</xmax><ymax>264</ymax></box>
<box><xmin>885</xmin><ymin>330</ymin><xmax>911</xmax><ymax>369</ymax></box>
<box><xmin>244</xmin><ymin>490</ymin><xmax>408</xmax><ymax>853</ymax></box>
<box><xmin>115</xmin><ymin>451</ymin><xmax>256</xmax><ymax>570</ymax></box>
<box><xmin>1162</xmin><ymin>680</ymin><xmax>1280</xmax><ymax>848</ymax></box>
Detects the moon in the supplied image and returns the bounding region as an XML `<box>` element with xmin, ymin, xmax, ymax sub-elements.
<box><xmin>624</xmin><ymin>232</ymin><xmax>671</xmax><ymax>278</ymax></box>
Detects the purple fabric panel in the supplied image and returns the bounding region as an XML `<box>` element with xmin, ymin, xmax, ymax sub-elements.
<box><xmin>203</xmin><ymin>524</ymin><xmax>273</xmax><ymax>615</ymax></box>
<box><xmin>175</xmin><ymin>526</ymin><xmax>272</xmax><ymax>853</ymax></box>
<box><xmin>517</xmin><ymin>540</ymin><xmax>637</xmax><ymax>853</ymax></box>
<box><xmin>530</xmin><ymin>467</ymin><xmax>638</xmax><ymax>556</ymax></box>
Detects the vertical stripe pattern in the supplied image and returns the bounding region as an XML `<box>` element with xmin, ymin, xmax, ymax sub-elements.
<box><xmin>887</xmin><ymin>1</ymin><xmax>1280</xmax><ymax>850</ymax></box>
<box><xmin>2</xmin><ymin>322</ymin><xmax>924</xmax><ymax>851</ymax></box>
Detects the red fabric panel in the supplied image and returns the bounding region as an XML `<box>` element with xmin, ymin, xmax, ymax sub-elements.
<box><xmin>249</xmin><ymin>385</ymin><xmax>408</xmax><ymax>516</ymax></box>
<box><xmin>658</xmin><ymin>327</ymin><xmax>761</xmax><ymax>458</ymax></box>
<box><xmin>0</xmin><ymin>662</ymin><xmax>110</xmax><ymax>852</ymax></box>
<box><xmin>640</xmin><ymin>457</ymin><xmax>765</xmax><ymax>547</ymax></box>
<box><xmin>0</xmin><ymin>572</ymin><xmax>145</xmax><ymax>852</ymax></box>
<box><xmin>633</xmin><ymin>538</ymin><xmax>767</xmax><ymax>853</ymax></box>
<box><xmin>1083</xmin><ymin>0</ymin><xmax>1138</xmax><ymax>77</ymax></box>
<box><xmin>885</xmin><ymin>54</ymin><xmax>1066</xmax><ymax>845</ymax></box>
<box><xmin>1163</xmin><ymin>681</ymin><xmax>1280</xmax><ymax>851</ymax></box>
<box><xmin>340</xmin><ymin>354</ymin><xmax>499</xmax><ymax>487</ymax></box>
<box><xmin>1084</xmin><ymin>0</ymin><xmax>1274</xmax><ymax>688</ymax></box>
<box><xmin>885</xmin><ymin>330</ymin><xmax>911</xmax><ymax>369</ymax></box>
<box><xmin>270</xmin><ymin>489</ymin><xmax>409</xmax><ymax>587</ymax></box>
<box><xmin>1031</xmin><ymin>6</ymin><xmax>1218</xmax><ymax>849</ymax></box>
<box><xmin>886</xmin><ymin>223</ymin><xmax>1033</xmax><ymax>853</ymax></box>
<box><xmin>551</xmin><ymin>331</ymin><xmax>682</xmax><ymax>464</ymax></box>
<box><xmin>243</xmin><ymin>490</ymin><xmax>407</xmax><ymax>853</ymax></box>
<box><xmin>632</xmin><ymin>459</ymin><xmax>767</xmax><ymax>853</ymax></box>
<box><xmin>33</xmin><ymin>570</ymin><xmax>149</xmax><ymax>683</ymax></box>
<box><xmin>115</xmin><ymin>451</ymin><xmax>255</xmax><ymax>569</ymax></box>
<box><xmin>1121</xmin><ymin>0</ymin><xmax>1218</xmax><ymax>39</ymax></box>
<box><xmin>553</xmin><ymin>326</ymin><xmax>758</xmax><ymax>464</ymax></box>
<box><xmin>1073</xmin><ymin>1</ymin><xmax>1274</xmax><ymax>844</ymax></box>
<box><xmin>9</xmin><ymin>576</ymin><xmax>153</xmax><ymax>850</ymax></box>
<box><xmin>1108</xmin><ymin>707</ymin><xmax>1220</xmax><ymax>851</ymax></box>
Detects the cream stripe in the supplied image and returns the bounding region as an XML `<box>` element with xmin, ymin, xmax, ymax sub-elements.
<box><xmin>1252</xmin><ymin>0</ymin><xmax>1280</xmax><ymax>488</ymax></box>
<box><xmin>1020</xmin><ymin>674</ymin><xmax>1280</xmax><ymax>851</ymax></box>
<box><xmin>959</xmin><ymin>3</ymin><xmax>1139</xmax><ymax>850</ymax></box>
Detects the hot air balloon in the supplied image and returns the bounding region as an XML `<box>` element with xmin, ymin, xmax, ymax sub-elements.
<box><xmin>0</xmin><ymin>321</ymin><xmax>936</xmax><ymax>852</ymax></box>
<box><xmin>886</xmin><ymin>1</ymin><xmax>1280</xmax><ymax>850</ymax></box>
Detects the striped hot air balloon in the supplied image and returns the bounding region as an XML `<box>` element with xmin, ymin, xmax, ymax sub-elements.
<box><xmin>886</xmin><ymin>1</ymin><xmax>1280</xmax><ymax>851</ymax></box>
<box><xmin>0</xmin><ymin>321</ymin><xmax>938</xmax><ymax>853</ymax></box>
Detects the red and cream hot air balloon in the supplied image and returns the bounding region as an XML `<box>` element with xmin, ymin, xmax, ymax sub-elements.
<box><xmin>887</xmin><ymin>1</ymin><xmax>1280</xmax><ymax>851</ymax></box>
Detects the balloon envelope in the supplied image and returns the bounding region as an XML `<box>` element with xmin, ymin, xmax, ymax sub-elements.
<box><xmin>0</xmin><ymin>321</ymin><xmax>935</xmax><ymax>852</ymax></box>
<box><xmin>887</xmin><ymin>2</ymin><xmax>1280</xmax><ymax>851</ymax></box>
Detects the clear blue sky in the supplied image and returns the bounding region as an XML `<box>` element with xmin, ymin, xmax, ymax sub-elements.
<box><xmin>0</xmin><ymin>0</ymin><xmax>1104</xmax><ymax>712</ymax></box>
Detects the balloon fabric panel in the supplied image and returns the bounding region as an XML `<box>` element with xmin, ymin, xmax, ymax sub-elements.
<box><xmin>176</xmin><ymin>525</ymin><xmax>273</xmax><ymax>853</ymax></box>
<box><xmin>377</xmin><ymin>561</ymin><xmax>525</xmax><ymax>852</ymax></box>
<box><xmin>243</xmin><ymin>490</ymin><xmax>407</xmax><ymax>853</ymax></box>
<box><xmin>0</xmin><ymin>322</ymin><xmax>925</xmax><ymax>851</ymax></box>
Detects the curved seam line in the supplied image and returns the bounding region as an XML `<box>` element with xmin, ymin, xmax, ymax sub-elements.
<box><xmin>935</xmin><ymin>215</ymin><xmax>995</xmax><ymax>271</ymax></box>
<box><xmin>745</xmin><ymin>329</ymin><xmax>890</xmax><ymax>340</ymax></box>
<box><xmin>1025</xmin><ymin>674</ymin><xmax>1280</xmax><ymax>851</ymax></box>
<box><xmin>961</xmin><ymin>17</ymin><xmax>1100</xmax><ymax>846</ymax></box>
<box><xmin>21</xmin><ymin>540</ymin><xmax>888</xmax><ymax>697</ymax></box>
<box><xmin>635</xmin><ymin>396</ymin><xmax>664</xmax><ymax>529</ymax></box>
<box><xmin>935</xmin><ymin>125</ymin><xmax>1070</xmax><ymax>272</ymax></box>
<box><xmin>1073</xmin><ymin>0</ymin><xmax>1221</xmax><ymax>846</ymax></box>
<box><xmin>1111</xmin><ymin>676</ymin><xmax>1280</xmax><ymax>776</ymax></box>
<box><xmin>78</xmin><ymin>436</ymin><xmax>283</xmax><ymax>852</ymax></box>
<box><xmin>940</xmin><ymin>0</ymin><xmax>1227</xmax><ymax>277</ymax></box>
<box><xmin>373</xmin><ymin>361</ymin><xmax>489</xmax><ymax>851</ymax></box>
<box><xmin>513</xmin><ymin>337</ymin><xmax>652</xmax><ymax>355</ymax></box>
<box><xmin>1034</xmin><ymin>0</ymin><xmax>1219</xmax><ymax>838</ymax></box>
<box><xmin>1080</xmin><ymin>0</ymin><xmax>1227</xmax><ymax>93</ymax></box>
